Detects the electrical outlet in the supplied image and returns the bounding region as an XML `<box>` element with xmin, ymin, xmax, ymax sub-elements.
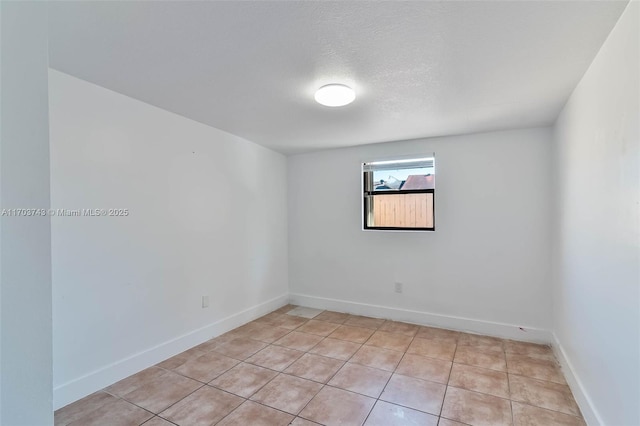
<box><xmin>394</xmin><ymin>282</ymin><xmax>403</xmax><ymax>293</ymax></box>
<box><xmin>202</xmin><ymin>296</ymin><xmax>209</xmax><ymax>308</ymax></box>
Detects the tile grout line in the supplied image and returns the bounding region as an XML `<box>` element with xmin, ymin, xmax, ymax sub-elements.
<box><xmin>248</xmin><ymin>312</ymin><xmax>584</xmax><ymax>423</ymax></box>
<box><xmin>296</xmin><ymin>318</ymin><xmax>404</xmax><ymax>425</ymax></box>
<box><xmin>368</xmin><ymin>324</ymin><xmax>417</xmax><ymax>424</ymax></box>
<box><xmin>123</xmin><ymin>315</ymin><xmax>309</xmax><ymax>425</ymax></box>
<box><xmin>255</xmin><ymin>310</ymin><xmax>328</xmax><ymax>420</ymax></box>
<box><xmin>306</xmin><ymin>315</ymin><xmax>379</xmax><ymax>425</ymax></box>
<box><xmin>67</xmin><ymin>307</ymin><xmax>583</xmax><ymax>426</ymax></box>
<box><xmin>99</xmin><ymin>365</ymin><xmax>211</xmax><ymax>418</ymax></box>
<box><xmin>439</xmin><ymin>333</ymin><xmax>460</xmax><ymax>419</ymax></box>
<box><xmin>122</xmin><ymin>381</ymin><xmax>207</xmax><ymax>422</ymax></box>
<box><xmin>507</xmin><ymin>400</ymin><xmax>586</xmax><ymax>419</ymax></box>
<box><xmin>505</xmin><ymin>341</ymin><xmax>515</xmax><ymax>426</ymax></box>
<box><xmin>272</xmin><ymin>309</ymin><xmax>329</xmax><ymax>425</ymax></box>
<box><xmin>139</xmin><ymin>415</ymin><xmax>179</xmax><ymax>426</ymax></box>
<box><xmin>356</xmin><ymin>321</ymin><xmax>401</xmax><ymax>425</ymax></box>
<box><xmin>209</xmin><ymin>308</ymin><xmax>322</xmax><ymax>425</ymax></box>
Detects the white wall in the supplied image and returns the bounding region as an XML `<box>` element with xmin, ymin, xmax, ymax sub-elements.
<box><xmin>49</xmin><ymin>70</ymin><xmax>288</xmax><ymax>409</ymax></box>
<box><xmin>552</xmin><ymin>2</ymin><xmax>639</xmax><ymax>425</ymax></box>
<box><xmin>288</xmin><ymin>127</ymin><xmax>553</xmax><ymax>340</ymax></box>
<box><xmin>0</xmin><ymin>2</ymin><xmax>53</xmax><ymax>424</ymax></box>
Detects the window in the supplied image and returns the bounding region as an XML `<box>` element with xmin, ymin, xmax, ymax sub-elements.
<box><xmin>362</xmin><ymin>156</ymin><xmax>435</xmax><ymax>231</ymax></box>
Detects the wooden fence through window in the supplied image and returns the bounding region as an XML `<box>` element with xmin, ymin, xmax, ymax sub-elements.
<box><xmin>372</xmin><ymin>193</ymin><xmax>434</xmax><ymax>228</ymax></box>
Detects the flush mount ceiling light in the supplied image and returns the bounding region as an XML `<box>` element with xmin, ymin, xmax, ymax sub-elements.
<box><xmin>314</xmin><ymin>84</ymin><xmax>356</xmax><ymax>107</ymax></box>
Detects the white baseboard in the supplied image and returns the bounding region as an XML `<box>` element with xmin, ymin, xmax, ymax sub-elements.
<box><xmin>289</xmin><ymin>293</ymin><xmax>553</xmax><ymax>344</ymax></box>
<box><xmin>53</xmin><ymin>293</ymin><xmax>289</xmax><ymax>410</ymax></box>
<box><xmin>552</xmin><ymin>333</ymin><xmax>602</xmax><ymax>426</ymax></box>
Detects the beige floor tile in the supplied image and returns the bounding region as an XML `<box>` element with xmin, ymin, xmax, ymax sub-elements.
<box><xmin>512</xmin><ymin>401</ymin><xmax>586</xmax><ymax>426</ymax></box>
<box><xmin>174</xmin><ymin>352</ymin><xmax>239</xmax><ymax>382</ymax></box>
<box><xmin>250</xmin><ymin>373</ymin><xmax>323</xmax><ymax>415</ymax></box>
<box><xmin>234</xmin><ymin>322</ymin><xmax>264</xmax><ymax>336</ymax></box>
<box><xmin>407</xmin><ymin>337</ymin><xmax>457</xmax><ymax>361</ymax></box>
<box><xmin>209</xmin><ymin>362</ymin><xmax>277</xmax><ymax>397</ymax></box>
<box><xmin>364</xmin><ymin>400</ymin><xmax>438</xmax><ymax>426</ymax></box>
<box><xmin>188</xmin><ymin>342</ymin><xmax>221</xmax><ymax>355</ymax></box>
<box><xmin>441</xmin><ymin>386</ymin><xmax>512</xmax><ymax>426</ymax></box>
<box><xmin>345</xmin><ymin>315</ymin><xmax>386</xmax><ymax>329</ymax></box>
<box><xmin>309</xmin><ymin>337</ymin><xmax>362</xmax><ymax>360</ymax></box>
<box><xmin>506</xmin><ymin>353</ymin><xmax>565</xmax><ymax>384</ymax></box>
<box><xmin>216</xmin><ymin>400</ymin><xmax>294</xmax><ymax>426</ymax></box>
<box><xmin>396</xmin><ymin>353</ymin><xmax>452</xmax><ymax>384</ymax></box>
<box><xmin>365</xmin><ymin>330</ymin><xmax>413</xmax><ymax>352</ymax></box>
<box><xmin>328</xmin><ymin>325</ymin><xmax>375</xmax><ymax>343</ymax></box>
<box><xmin>416</xmin><ymin>326</ymin><xmax>459</xmax><ymax>344</ymax></box>
<box><xmin>141</xmin><ymin>417</ymin><xmax>174</xmax><ymax>426</ymax></box>
<box><xmin>328</xmin><ymin>362</ymin><xmax>391</xmax><ymax>398</ymax></box>
<box><xmin>457</xmin><ymin>334</ymin><xmax>505</xmax><ymax>352</ymax></box>
<box><xmin>438</xmin><ymin>418</ymin><xmax>468</xmax><ymax>426</ymax></box>
<box><xmin>274</xmin><ymin>331</ymin><xmax>323</xmax><ymax>351</ymax></box>
<box><xmin>246</xmin><ymin>345</ymin><xmax>304</xmax><ymax>371</ymax></box>
<box><xmin>213</xmin><ymin>337</ymin><xmax>268</xmax><ymax>360</ymax></box>
<box><xmin>296</xmin><ymin>319</ymin><xmax>341</xmax><ymax>336</ymax></box>
<box><xmin>66</xmin><ymin>397</ymin><xmax>153</xmax><ymax>426</ymax></box>
<box><xmin>234</xmin><ymin>323</ymin><xmax>259</xmax><ymax>337</ymax></box>
<box><xmin>350</xmin><ymin>345</ymin><xmax>404</xmax><ymax>371</ymax></box>
<box><xmin>290</xmin><ymin>417</ymin><xmax>321</xmax><ymax>425</ymax></box>
<box><xmin>379</xmin><ymin>374</ymin><xmax>446</xmax><ymax>415</ymax></box>
<box><xmin>156</xmin><ymin>347</ymin><xmax>207</xmax><ymax>370</ymax></box>
<box><xmin>454</xmin><ymin>345</ymin><xmax>507</xmax><ymax>371</ymax></box>
<box><xmin>274</xmin><ymin>314</ymin><xmax>309</xmax><ymax>330</ymax></box>
<box><xmin>54</xmin><ymin>392</ymin><xmax>111</xmax><ymax>425</ymax></box>
<box><xmin>211</xmin><ymin>330</ymin><xmax>248</xmax><ymax>346</ymax></box>
<box><xmin>121</xmin><ymin>370</ymin><xmax>202</xmax><ymax>413</ymax></box>
<box><xmin>55</xmin><ymin>392</ymin><xmax>143</xmax><ymax>426</ymax></box>
<box><xmin>160</xmin><ymin>386</ymin><xmax>243</xmax><ymax>426</ymax></box>
<box><xmin>59</xmin><ymin>306</ymin><xmax>585</xmax><ymax>426</ymax></box>
<box><xmin>509</xmin><ymin>375</ymin><xmax>580</xmax><ymax>416</ymax></box>
<box><xmin>378</xmin><ymin>320</ymin><xmax>419</xmax><ymax>337</ymax></box>
<box><xmin>211</xmin><ymin>330</ymin><xmax>252</xmax><ymax>344</ymax></box>
<box><xmin>448</xmin><ymin>363</ymin><xmax>509</xmax><ymax>398</ymax></box>
<box><xmin>299</xmin><ymin>386</ymin><xmax>376</xmax><ymax>425</ymax></box>
<box><xmin>255</xmin><ymin>312</ymin><xmax>286</xmax><ymax>326</ymax></box>
<box><xmin>105</xmin><ymin>367</ymin><xmax>168</xmax><ymax>398</ymax></box>
<box><xmin>243</xmin><ymin>324</ymin><xmax>291</xmax><ymax>343</ymax></box>
<box><xmin>314</xmin><ymin>310</ymin><xmax>350</xmax><ymax>324</ymax></box>
<box><xmin>254</xmin><ymin>312</ymin><xmax>308</xmax><ymax>330</ymax></box>
<box><xmin>287</xmin><ymin>306</ymin><xmax>324</xmax><ymax>318</ymax></box>
<box><xmin>284</xmin><ymin>353</ymin><xmax>345</xmax><ymax>383</ymax></box>
<box><xmin>189</xmin><ymin>339</ymin><xmax>221</xmax><ymax>353</ymax></box>
<box><xmin>504</xmin><ymin>340</ymin><xmax>555</xmax><ymax>361</ymax></box>
<box><xmin>273</xmin><ymin>304</ymin><xmax>298</xmax><ymax>314</ymax></box>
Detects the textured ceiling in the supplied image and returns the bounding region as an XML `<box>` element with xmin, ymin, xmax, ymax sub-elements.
<box><xmin>48</xmin><ymin>1</ymin><xmax>628</xmax><ymax>154</ymax></box>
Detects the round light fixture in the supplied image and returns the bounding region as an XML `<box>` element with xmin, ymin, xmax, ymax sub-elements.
<box><xmin>314</xmin><ymin>84</ymin><xmax>356</xmax><ymax>107</ymax></box>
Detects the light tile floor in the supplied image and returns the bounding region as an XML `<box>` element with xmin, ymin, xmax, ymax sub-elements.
<box><xmin>55</xmin><ymin>305</ymin><xmax>585</xmax><ymax>426</ymax></box>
